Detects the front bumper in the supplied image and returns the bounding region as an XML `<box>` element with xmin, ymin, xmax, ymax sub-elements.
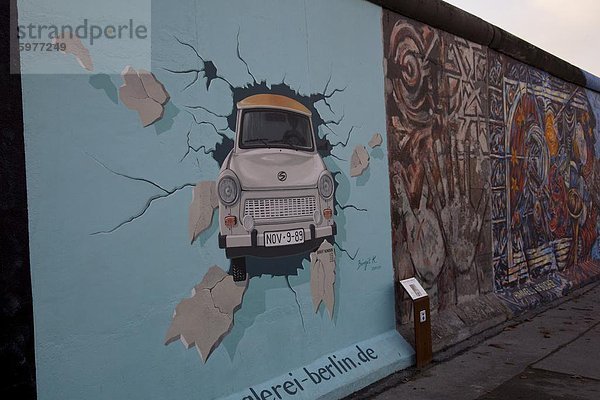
<box><xmin>219</xmin><ymin>222</ymin><xmax>336</xmax><ymax>258</ymax></box>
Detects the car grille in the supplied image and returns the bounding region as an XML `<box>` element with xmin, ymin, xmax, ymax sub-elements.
<box><xmin>244</xmin><ymin>196</ymin><xmax>316</xmax><ymax>220</ymax></box>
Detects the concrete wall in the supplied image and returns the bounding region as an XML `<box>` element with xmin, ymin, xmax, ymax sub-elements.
<box><xmin>383</xmin><ymin>12</ymin><xmax>493</xmax><ymax>322</ymax></box>
<box><xmin>383</xmin><ymin>9</ymin><xmax>600</xmax><ymax>342</ymax></box>
<box><xmin>17</xmin><ymin>1</ymin><xmax>413</xmax><ymax>399</ymax></box>
<box><xmin>489</xmin><ymin>54</ymin><xmax>600</xmax><ymax>310</ymax></box>
<box><xmin>7</xmin><ymin>0</ymin><xmax>600</xmax><ymax>399</ymax></box>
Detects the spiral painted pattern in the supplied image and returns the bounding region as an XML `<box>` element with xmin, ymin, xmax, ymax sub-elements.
<box><xmin>388</xmin><ymin>21</ymin><xmax>439</xmax><ymax>128</ymax></box>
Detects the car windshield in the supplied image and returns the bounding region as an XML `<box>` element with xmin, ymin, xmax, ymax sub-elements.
<box><xmin>239</xmin><ymin>109</ymin><xmax>314</xmax><ymax>151</ymax></box>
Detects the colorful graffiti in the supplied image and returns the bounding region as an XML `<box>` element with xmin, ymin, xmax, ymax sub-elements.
<box><xmin>384</xmin><ymin>13</ymin><xmax>600</xmax><ymax>318</ymax></box>
<box><xmin>383</xmin><ymin>13</ymin><xmax>492</xmax><ymax>320</ymax></box>
<box><xmin>490</xmin><ymin>53</ymin><xmax>600</xmax><ymax>309</ymax></box>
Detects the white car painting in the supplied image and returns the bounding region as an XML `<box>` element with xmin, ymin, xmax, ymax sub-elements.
<box><xmin>217</xmin><ymin>94</ymin><xmax>336</xmax><ymax>281</ymax></box>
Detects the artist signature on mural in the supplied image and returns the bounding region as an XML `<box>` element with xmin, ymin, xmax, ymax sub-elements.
<box><xmin>512</xmin><ymin>279</ymin><xmax>558</xmax><ymax>300</ymax></box>
<box><xmin>357</xmin><ymin>256</ymin><xmax>381</xmax><ymax>272</ymax></box>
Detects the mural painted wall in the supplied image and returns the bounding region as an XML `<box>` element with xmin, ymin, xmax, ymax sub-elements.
<box><xmin>383</xmin><ymin>12</ymin><xmax>493</xmax><ymax>320</ymax></box>
<box><xmin>383</xmin><ymin>10</ymin><xmax>600</xmax><ymax>320</ymax></box>
<box><xmin>489</xmin><ymin>52</ymin><xmax>600</xmax><ymax>310</ymax></box>
<box><xmin>20</xmin><ymin>1</ymin><xmax>413</xmax><ymax>399</ymax></box>
<box><xmin>16</xmin><ymin>1</ymin><xmax>600</xmax><ymax>398</ymax></box>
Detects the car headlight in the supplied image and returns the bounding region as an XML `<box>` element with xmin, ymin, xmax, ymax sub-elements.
<box><xmin>242</xmin><ymin>215</ymin><xmax>255</xmax><ymax>231</ymax></box>
<box><xmin>318</xmin><ymin>172</ymin><xmax>334</xmax><ymax>200</ymax></box>
<box><xmin>218</xmin><ymin>174</ymin><xmax>240</xmax><ymax>206</ymax></box>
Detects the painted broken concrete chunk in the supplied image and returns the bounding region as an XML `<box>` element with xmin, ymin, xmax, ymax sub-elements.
<box><xmin>52</xmin><ymin>34</ymin><xmax>93</xmax><ymax>71</ymax></box>
<box><xmin>139</xmin><ymin>70</ymin><xmax>170</xmax><ymax>104</ymax></box>
<box><xmin>119</xmin><ymin>66</ymin><xmax>170</xmax><ymax>127</ymax></box>
<box><xmin>310</xmin><ymin>240</ymin><xmax>336</xmax><ymax>319</ymax></box>
<box><xmin>368</xmin><ymin>133</ymin><xmax>383</xmax><ymax>148</ymax></box>
<box><xmin>189</xmin><ymin>181</ymin><xmax>218</xmax><ymax>244</ymax></box>
<box><xmin>165</xmin><ymin>266</ymin><xmax>248</xmax><ymax>363</ymax></box>
<box><xmin>350</xmin><ymin>144</ymin><xmax>370</xmax><ymax>177</ymax></box>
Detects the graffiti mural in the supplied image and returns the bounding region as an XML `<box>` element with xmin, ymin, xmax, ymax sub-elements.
<box><xmin>383</xmin><ymin>12</ymin><xmax>600</xmax><ymax>319</ymax></box>
<box><xmin>20</xmin><ymin>2</ymin><xmax>414</xmax><ymax>399</ymax></box>
<box><xmin>490</xmin><ymin>53</ymin><xmax>600</xmax><ymax>309</ymax></box>
<box><xmin>383</xmin><ymin>13</ymin><xmax>492</xmax><ymax>320</ymax></box>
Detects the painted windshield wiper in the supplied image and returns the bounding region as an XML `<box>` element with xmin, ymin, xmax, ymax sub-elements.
<box><xmin>244</xmin><ymin>138</ymin><xmax>271</xmax><ymax>147</ymax></box>
<box><xmin>245</xmin><ymin>138</ymin><xmax>303</xmax><ymax>151</ymax></box>
<box><xmin>282</xmin><ymin>140</ymin><xmax>301</xmax><ymax>151</ymax></box>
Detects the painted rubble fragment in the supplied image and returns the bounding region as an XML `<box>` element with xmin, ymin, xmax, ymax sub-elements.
<box><xmin>368</xmin><ymin>133</ymin><xmax>383</xmax><ymax>148</ymax></box>
<box><xmin>310</xmin><ymin>240</ymin><xmax>336</xmax><ymax>319</ymax></box>
<box><xmin>52</xmin><ymin>34</ymin><xmax>93</xmax><ymax>71</ymax></box>
<box><xmin>165</xmin><ymin>266</ymin><xmax>248</xmax><ymax>363</ymax></box>
<box><xmin>119</xmin><ymin>66</ymin><xmax>170</xmax><ymax>127</ymax></box>
<box><xmin>350</xmin><ymin>145</ymin><xmax>370</xmax><ymax>177</ymax></box>
<box><xmin>189</xmin><ymin>181</ymin><xmax>218</xmax><ymax>244</ymax></box>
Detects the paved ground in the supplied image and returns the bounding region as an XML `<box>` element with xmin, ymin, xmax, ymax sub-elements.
<box><xmin>349</xmin><ymin>282</ymin><xmax>600</xmax><ymax>400</ymax></box>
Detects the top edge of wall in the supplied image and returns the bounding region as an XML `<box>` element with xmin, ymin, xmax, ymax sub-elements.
<box><xmin>369</xmin><ymin>0</ymin><xmax>600</xmax><ymax>95</ymax></box>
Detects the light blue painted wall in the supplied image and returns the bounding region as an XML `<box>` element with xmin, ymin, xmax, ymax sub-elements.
<box><xmin>20</xmin><ymin>0</ymin><xmax>412</xmax><ymax>399</ymax></box>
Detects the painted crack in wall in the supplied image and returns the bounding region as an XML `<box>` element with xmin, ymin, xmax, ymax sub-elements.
<box><xmin>87</xmin><ymin>155</ymin><xmax>195</xmax><ymax>235</ymax></box>
<box><xmin>84</xmin><ymin>29</ymin><xmax>384</xmax><ymax>363</ymax></box>
<box><xmin>20</xmin><ymin>1</ymin><xmax>409</xmax><ymax>397</ymax></box>
<box><xmin>159</xmin><ymin>33</ymin><xmax>368</xmax><ymax>360</ymax></box>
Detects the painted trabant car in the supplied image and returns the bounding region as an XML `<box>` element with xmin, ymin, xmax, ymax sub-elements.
<box><xmin>217</xmin><ymin>94</ymin><xmax>336</xmax><ymax>281</ymax></box>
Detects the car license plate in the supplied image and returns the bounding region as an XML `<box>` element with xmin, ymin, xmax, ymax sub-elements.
<box><xmin>264</xmin><ymin>228</ymin><xmax>305</xmax><ymax>247</ymax></box>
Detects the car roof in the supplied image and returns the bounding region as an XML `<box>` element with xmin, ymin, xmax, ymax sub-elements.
<box><xmin>237</xmin><ymin>94</ymin><xmax>311</xmax><ymax>116</ymax></box>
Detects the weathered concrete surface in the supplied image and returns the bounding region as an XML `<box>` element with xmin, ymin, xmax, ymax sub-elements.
<box><xmin>399</xmin><ymin>293</ymin><xmax>511</xmax><ymax>354</ymax></box>
<box><xmin>478</xmin><ymin>368</ymin><xmax>600</xmax><ymax>400</ymax></box>
<box><xmin>533</xmin><ymin>323</ymin><xmax>600</xmax><ymax>381</ymax></box>
<box><xmin>348</xmin><ymin>283</ymin><xmax>600</xmax><ymax>400</ymax></box>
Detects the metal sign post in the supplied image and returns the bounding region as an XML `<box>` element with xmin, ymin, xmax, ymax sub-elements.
<box><xmin>400</xmin><ymin>277</ymin><xmax>432</xmax><ymax>368</ymax></box>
